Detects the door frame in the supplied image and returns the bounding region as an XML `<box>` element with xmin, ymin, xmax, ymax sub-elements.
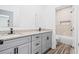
<box><xmin>73</xmin><ymin>5</ymin><xmax>79</xmax><ymax>54</ymax></box>
<box><xmin>55</xmin><ymin>5</ymin><xmax>77</xmax><ymax>54</ymax></box>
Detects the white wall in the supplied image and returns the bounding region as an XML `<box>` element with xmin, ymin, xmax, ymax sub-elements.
<box><xmin>37</xmin><ymin>5</ymin><xmax>59</xmax><ymax>48</ymax></box>
<box><xmin>0</xmin><ymin>5</ymin><xmax>58</xmax><ymax>30</ymax></box>
<box><xmin>0</xmin><ymin>5</ymin><xmax>41</xmax><ymax>30</ymax></box>
<box><xmin>38</xmin><ymin>5</ymin><xmax>59</xmax><ymax>29</ymax></box>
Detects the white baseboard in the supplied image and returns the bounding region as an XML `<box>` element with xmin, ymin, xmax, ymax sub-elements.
<box><xmin>56</xmin><ymin>35</ymin><xmax>74</xmax><ymax>47</ymax></box>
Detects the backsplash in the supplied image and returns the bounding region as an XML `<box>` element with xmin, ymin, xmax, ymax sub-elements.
<box><xmin>0</xmin><ymin>27</ymin><xmax>51</xmax><ymax>35</ymax></box>
<box><xmin>0</xmin><ymin>27</ymin><xmax>10</xmax><ymax>31</ymax></box>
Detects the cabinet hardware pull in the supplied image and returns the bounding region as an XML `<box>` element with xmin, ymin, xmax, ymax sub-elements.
<box><xmin>47</xmin><ymin>37</ymin><xmax>49</xmax><ymax>40</ymax></box>
<box><xmin>14</xmin><ymin>48</ymin><xmax>16</xmax><ymax>54</ymax></box>
<box><xmin>36</xmin><ymin>43</ymin><xmax>40</xmax><ymax>46</ymax></box>
<box><xmin>16</xmin><ymin>48</ymin><xmax>18</xmax><ymax>54</ymax></box>
<box><xmin>70</xmin><ymin>29</ymin><xmax>73</xmax><ymax>31</ymax></box>
<box><xmin>0</xmin><ymin>40</ymin><xmax>3</xmax><ymax>45</ymax></box>
<box><xmin>35</xmin><ymin>52</ymin><xmax>39</xmax><ymax>54</ymax></box>
<box><xmin>36</xmin><ymin>36</ymin><xmax>39</xmax><ymax>38</ymax></box>
<box><xmin>14</xmin><ymin>48</ymin><xmax>18</xmax><ymax>54</ymax></box>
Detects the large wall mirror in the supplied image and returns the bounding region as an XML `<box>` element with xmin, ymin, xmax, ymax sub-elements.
<box><xmin>0</xmin><ymin>9</ymin><xmax>13</xmax><ymax>28</ymax></box>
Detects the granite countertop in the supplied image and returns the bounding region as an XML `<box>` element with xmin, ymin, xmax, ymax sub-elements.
<box><xmin>0</xmin><ymin>29</ymin><xmax>52</xmax><ymax>41</ymax></box>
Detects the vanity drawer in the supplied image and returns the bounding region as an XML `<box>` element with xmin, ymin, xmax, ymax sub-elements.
<box><xmin>32</xmin><ymin>34</ymin><xmax>41</xmax><ymax>41</ymax></box>
<box><xmin>0</xmin><ymin>36</ymin><xmax>31</xmax><ymax>51</ymax></box>
<box><xmin>32</xmin><ymin>39</ymin><xmax>41</xmax><ymax>51</ymax></box>
<box><xmin>32</xmin><ymin>48</ymin><xmax>41</xmax><ymax>54</ymax></box>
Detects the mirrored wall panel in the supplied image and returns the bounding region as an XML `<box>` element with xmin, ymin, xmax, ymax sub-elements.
<box><xmin>0</xmin><ymin>9</ymin><xmax>13</xmax><ymax>28</ymax></box>
<box><xmin>0</xmin><ymin>14</ymin><xmax>9</xmax><ymax>27</ymax></box>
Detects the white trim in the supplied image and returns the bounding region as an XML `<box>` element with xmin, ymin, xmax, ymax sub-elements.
<box><xmin>56</xmin><ymin>5</ymin><xmax>72</xmax><ymax>11</ymax></box>
<box><xmin>73</xmin><ymin>6</ymin><xmax>79</xmax><ymax>54</ymax></box>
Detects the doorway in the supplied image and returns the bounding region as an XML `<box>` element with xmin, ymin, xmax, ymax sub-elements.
<box><xmin>55</xmin><ymin>5</ymin><xmax>74</xmax><ymax>53</ymax></box>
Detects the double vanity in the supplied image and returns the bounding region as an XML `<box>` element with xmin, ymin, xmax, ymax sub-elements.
<box><xmin>0</xmin><ymin>30</ymin><xmax>52</xmax><ymax>54</ymax></box>
<box><xmin>0</xmin><ymin>9</ymin><xmax>52</xmax><ymax>54</ymax></box>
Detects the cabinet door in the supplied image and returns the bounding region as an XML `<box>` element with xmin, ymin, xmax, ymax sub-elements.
<box><xmin>41</xmin><ymin>32</ymin><xmax>52</xmax><ymax>53</ymax></box>
<box><xmin>18</xmin><ymin>43</ymin><xmax>31</xmax><ymax>54</ymax></box>
<box><xmin>0</xmin><ymin>48</ymin><xmax>14</xmax><ymax>54</ymax></box>
<box><xmin>0</xmin><ymin>36</ymin><xmax>31</xmax><ymax>52</ymax></box>
<box><xmin>32</xmin><ymin>39</ymin><xmax>41</xmax><ymax>52</ymax></box>
<box><xmin>46</xmin><ymin>32</ymin><xmax>52</xmax><ymax>50</ymax></box>
<box><xmin>41</xmin><ymin>34</ymin><xmax>47</xmax><ymax>53</ymax></box>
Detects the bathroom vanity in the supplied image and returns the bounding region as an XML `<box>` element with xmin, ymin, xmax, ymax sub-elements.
<box><xmin>0</xmin><ymin>30</ymin><xmax>52</xmax><ymax>54</ymax></box>
<box><xmin>0</xmin><ymin>9</ymin><xmax>52</xmax><ymax>54</ymax></box>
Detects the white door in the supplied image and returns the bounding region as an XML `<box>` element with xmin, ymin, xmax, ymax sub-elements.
<box><xmin>46</xmin><ymin>32</ymin><xmax>52</xmax><ymax>50</ymax></box>
<box><xmin>56</xmin><ymin>6</ymin><xmax>75</xmax><ymax>53</ymax></box>
<box><xmin>41</xmin><ymin>33</ymin><xmax>47</xmax><ymax>53</ymax></box>
<box><xmin>18</xmin><ymin>43</ymin><xmax>31</xmax><ymax>54</ymax></box>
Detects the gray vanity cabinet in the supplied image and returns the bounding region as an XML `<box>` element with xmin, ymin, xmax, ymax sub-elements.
<box><xmin>0</xmin><ymin>48</ymin><xmax>14</xmax><ymax>54</ymax></box>
<box><xmin>46</xmin><ymin>32</ymin><xmax>52</xmax><ymax>50</ymax></box>
<box><xmin>31</xmin><ymin>31</ymin><xmax>52</xmax><ymax>54</ymax></box>
<box><xmin>41</xmin><ymin>34</ymin><xmax>47</xmax><ymax>53</ymax></box>
<box><xmin>18</xmin><ymin>36</ymin><xmax>31</xmax><ymax>54</ymax></box>
<box><xmin>0</xmin><ymin>43</ymin><xmax>31</xmax><ymax>54</ymax></box>
<box><xmin>32</xmin><ymin>34</ymin><xmax>41</xmax><ymax>54</ymax></box>
<box><xmin>41</xmin><ymin>32</ymin><xmax>52</xmax><ymax>53</ymax></box>
<box><xmin>0</xmin><ymin>31</ymin><xmax>52</xmax><ymax>54</ymax></box>
<box><xmin>18</xmin><ymin>43</ymin><xmax>31</xmax><ymax>54</ymax></box>
<box><xmin>0</xmin><ymin>36</ymin><xmax>31</xmax><ymax>54</ymax></box>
